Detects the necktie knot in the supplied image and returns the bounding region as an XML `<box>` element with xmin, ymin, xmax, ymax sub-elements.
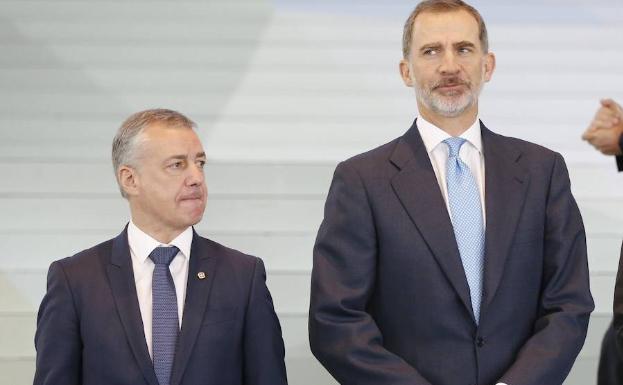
<box><xmin>149</xmin><ymin>246</ymin><xmax>179</xmax><ymax>266</ymax></box>
<box><xmin>444</xmin><ymin>137</ymin><xmax>467</xmax><ymax>158</ymax></box>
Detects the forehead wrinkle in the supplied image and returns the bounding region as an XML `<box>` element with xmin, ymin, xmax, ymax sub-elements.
<box><xmin>412</xmin><ymin>10</ymin><xmax>481</xmax><ymax>47</ymax></box>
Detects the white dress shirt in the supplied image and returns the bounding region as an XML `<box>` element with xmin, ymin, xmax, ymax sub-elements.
<box><xmin>416</xmin><ymin>116</ymin><xmax>486</xmax><ymax>224</ymax></box>
<box><xmin>127</xmin><ymin>221</ymin><xmax>192</xmax><ymax>358</ymax></box>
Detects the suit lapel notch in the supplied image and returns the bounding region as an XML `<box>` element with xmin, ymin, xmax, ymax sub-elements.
<box><xmin>170</xmin><ymin>233</ymin><xmax>217</xmax><ymax>385</ymax></box>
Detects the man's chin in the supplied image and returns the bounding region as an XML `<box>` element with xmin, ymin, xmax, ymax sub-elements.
<box><xmin>431</xmin><ymin>103</ymin><xmax>469</xmax><ymax>118</ymax></box>
<box><xmin>429</xmin><ymin>95</ymin><xmax>474</xmax><ymax>117</ymax></box>
<box><xmin>178</xmin><ymin>205</ymin><xmax>206</xmax><ymax>227</ymax></box>
<box><xmin>181</xmin><ymin>215</ymin><xmax>204</xmax><ymax>228</ymax></box>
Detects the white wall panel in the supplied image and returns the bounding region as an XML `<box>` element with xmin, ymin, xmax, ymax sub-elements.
<box><xmin>0</xmin><ymin>2</ymin><xmax>271</xmax><ymax>20</ymax></box>
<box><xmin>0</xmin><ymin>162</ymin><xmax>335</xmax><ymax>195</ymax></box>
<box><xmin>0</xmin><ymin>359</ymin><xmax>34</xmax><ymax>385</ymax></box>
<box><xmin>0</xmin><ymin>198</ymin><xmax>325</xmax><ymax>232</ymax></box>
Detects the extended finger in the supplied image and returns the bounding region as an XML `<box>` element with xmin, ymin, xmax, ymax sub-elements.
<box><xmin>601</xmin><ymin>98</ymin><xmax>617</xmax><ymax>109</ymax></box>
<box><xmin>601</xmin><ymin>98</ymin><xmax>623</xmax><ymax>116</ymax></box>
<box><xmin>595</xmin><ymin>106</ymin><xmax>619</xmax><ymax>121</ymax></box>
<box><xmin>591</xmin><ymin>118</ymin><xmax>616</xmax><ymax>129</ymax></box>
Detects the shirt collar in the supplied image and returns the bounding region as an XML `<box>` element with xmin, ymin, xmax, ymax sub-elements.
<box><xmin>127</xmin><ymin>220</ymin><xmax>193</xmax><ymax>263</ymax></box>
<box><xmin>416</xmin><ymin>115</ymin><xmax>483</xmax><ymax>155</ymax></box>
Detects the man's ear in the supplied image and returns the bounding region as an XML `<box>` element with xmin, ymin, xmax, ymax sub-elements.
<box><xmin>118</xmin><ymin>165</ymin><xmax>139</xmax><ymax>197</ymax></box>
<box><xmin>483</xmin><ymin>52</ymin><xmax>496</xmax><ymax>82</ymax></box>
<box><xmin>399</xmin><ymin>59</ymin><xmax>415</xmax><ymax>87</ymax></box>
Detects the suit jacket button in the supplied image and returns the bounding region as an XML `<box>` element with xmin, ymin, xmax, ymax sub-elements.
<box><xmin>477</xmin><ymin>337</ymin><xmax>484</xmax><ymax>347</ymax></box>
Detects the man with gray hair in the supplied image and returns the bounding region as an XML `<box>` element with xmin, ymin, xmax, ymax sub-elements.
<box><xmin>34</xmin><ymin>109</ymin><xmax>288</xmax><ymax>385</ymax></box>
<box><xmin>309</xmin><ymin>1</ymin><xmax>593</xmax><ymax>384</ymax></box>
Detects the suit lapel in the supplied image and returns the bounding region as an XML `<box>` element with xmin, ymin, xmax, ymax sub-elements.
<box><xmin>170</xmin><ymin>231</ymin><xmax>217</xmax><ymax>385</ymax></box>
<box><xmin>390</xmin><ymin>120</ymin><xmax>475</xmax><ymax>321</ymax></box>
<box><xmin>107</xmin><ymin>228</ymin><xmax>160</xmax><ymax>385</ymax></box>
<box><xmin>480</xmin><ymin>124</ymin><xmax>529</xmax><ymax>315</ymax></box>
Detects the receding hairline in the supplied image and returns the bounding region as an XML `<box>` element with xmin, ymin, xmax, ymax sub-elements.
<box><xmin>129</xmin><ymin>122</ymin><xmax>200</xmax><ymax>162</ymax></box>
<box><xmin>410</xmin><ymin>10</ymin><xmax>483</xmax><ymax>51</ymax></box>
<box><xmin>139</xmin><ymin>119</ymin><xmax>196</xmax><ymax>134</ymax></box>
<box><xmin>402</xmin><ymin>1</ymin><xmax>489</xmax><ymax>58</ymax></box>
<box><xmin>121</xmin><ymin>118</ymin><xmax>195</xmax><ymax>155</ymax></box>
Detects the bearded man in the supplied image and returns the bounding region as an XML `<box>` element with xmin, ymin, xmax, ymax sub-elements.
<box><xmin>308</xmin><ymin>1</ymin><xmax>594</xmax><ymax>385</ymax></box>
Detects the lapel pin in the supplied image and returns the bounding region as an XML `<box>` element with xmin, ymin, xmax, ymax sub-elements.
<box><xmin>197</xmin><ymin>272</ymin><xmax>206</xmax><ymax>280</ymax></box>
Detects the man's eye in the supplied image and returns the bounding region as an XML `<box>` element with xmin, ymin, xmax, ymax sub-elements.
<box><xmin>458</xmin><ymin>47</ymin><xmax>472</xmax><ymax>54</ymax></box>
<box><xmin>423</xmin><ymin>49</ymin><xmax>438</xmax><ymax>56</ymax></box>
<box><xmin>169</xmin><ymin>162</ymin><xmax>183</xmax><ymax>169</ymax></box>
<box><xmin>197</xmin><ymin>160</ymin><xmax>206</xmax><ymax>168</ymax></box>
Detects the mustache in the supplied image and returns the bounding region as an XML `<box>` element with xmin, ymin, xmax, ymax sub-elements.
<box><xmin>432</xmin><ymin>77</ymin><xmax>470</xmax><ymax>89</ymax></box>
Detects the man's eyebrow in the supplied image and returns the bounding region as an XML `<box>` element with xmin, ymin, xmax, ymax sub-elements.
<box><xmin>418</xmin><ymin>41</ymin><xmax>477</xmax><ymax>51</ymax></box>
<box><xmin>454</xmin><ymin>41</ymin><xmax>476</xmax><ymax>48</ymax></box>
<box><xmin>167</xmin><ymin>155</ymin><xmax>187</xmax><ymax>161</ymax></box>
<box><xmin>163</xmin><ymin>152</ymin><xmax>206</xmax><ymax>163</ymax></box>
<box><xmin>419</xmin><ymin>42</ymin><xmax>442</xmax><ymax>51</ymax></box>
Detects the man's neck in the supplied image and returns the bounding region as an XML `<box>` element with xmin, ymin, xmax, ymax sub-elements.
<box><xmin>130</xmin><ymin>214</ymin><xmax>185</xmax><ymax>245</ymax></box>
<box><xmin>418</xmin><ymin>105</ymin><xmax>479</xmax><ymax>137</ymax></box>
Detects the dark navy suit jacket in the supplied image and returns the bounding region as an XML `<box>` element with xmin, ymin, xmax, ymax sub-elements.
<box><xmin>34</xmin><ymin>228</ymin><xmax>288</xmax><ymax>385</ymax></box>
<box><xmin>616</xmin><ymin>133</ymin><xmax>622</xmax><ymax>171</ymax></box>
<box><xmin>597</xmin><ymin>145</ymin><xmax>623</xmax><ymax>385</ymax></box>
<box><xmin>309</xmin><ymin>120</ymin><xmax>594</xmax><ymax>385</ymax></box>
<box><xmin>612</xmin><ymin>243</ymin><xmax>623</xmax><ymax>379</ymax></box>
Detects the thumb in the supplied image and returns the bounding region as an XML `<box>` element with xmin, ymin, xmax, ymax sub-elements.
<box><xmin>601</xmin><ymin>98</ymin><xmax>617</xmax><ymax>109</ymax></box>
<box><xmin>582</xmin><ymin>128</ymin><xmax>595</xmax><ymax>140</ymax></box>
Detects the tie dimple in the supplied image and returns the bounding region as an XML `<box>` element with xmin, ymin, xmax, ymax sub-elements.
<box><xmin>445</xmin><ymin>136</ymin><xmax>465</xmax><ymax>158</ymax></box>
<box><xmin>150</xmin><ymin>247</ymin><xmax>178</xmax><ymax>266</ymax></box>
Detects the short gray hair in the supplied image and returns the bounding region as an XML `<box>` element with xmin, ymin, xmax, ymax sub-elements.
<box><xmin>112</xmin><ymin>108</ymin><xmax>196</xmax><ymax>197</ymax></box>
<box><xmin>402</xmin><ymin>0</ymin><xmax>489</xmax><ymax>58</ymax></box>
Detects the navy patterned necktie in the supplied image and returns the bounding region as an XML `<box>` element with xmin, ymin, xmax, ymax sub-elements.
<box><xmin>444</xmin><ymin>137</ymin><xmax>485</xmax><ymax>324</ymax></box>
<box><xmin>149</xmin><ymin>246</ymin><xmax>180</xmax><ymax>385</ymax></box>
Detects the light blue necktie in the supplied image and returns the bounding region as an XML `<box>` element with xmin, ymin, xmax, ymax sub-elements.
<box><xmin>149</xmin><ymin>246</ymin><xmax>180</xmax><ymax>385</ymax></box>
<box><xmin>444</xmin><ymin>137</ymin><xmax>485</xmax><ymax>324</ymax></box>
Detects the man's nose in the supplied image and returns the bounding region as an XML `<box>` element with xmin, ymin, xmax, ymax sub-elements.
<box><xmin>439</xmin><ymin>51</ymin><xmax>460</xmax><ymax>74</ymax></box>
<box><xmin>186</xmin><ymin>163</ymin><xmax>204</xmax><ymax>186</ymax></box>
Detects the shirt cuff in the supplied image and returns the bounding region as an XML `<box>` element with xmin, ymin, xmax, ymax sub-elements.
<box><xmin>496</xmin><ymin>383</ymin><xmax>508</xmax><ymax>385</ymax></box>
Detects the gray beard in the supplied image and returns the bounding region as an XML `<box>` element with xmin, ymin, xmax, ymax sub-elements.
<box><xmin>415</xmin><ymin>83</ymin><xmax>482</xmax><ymax>118</ymax></box>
